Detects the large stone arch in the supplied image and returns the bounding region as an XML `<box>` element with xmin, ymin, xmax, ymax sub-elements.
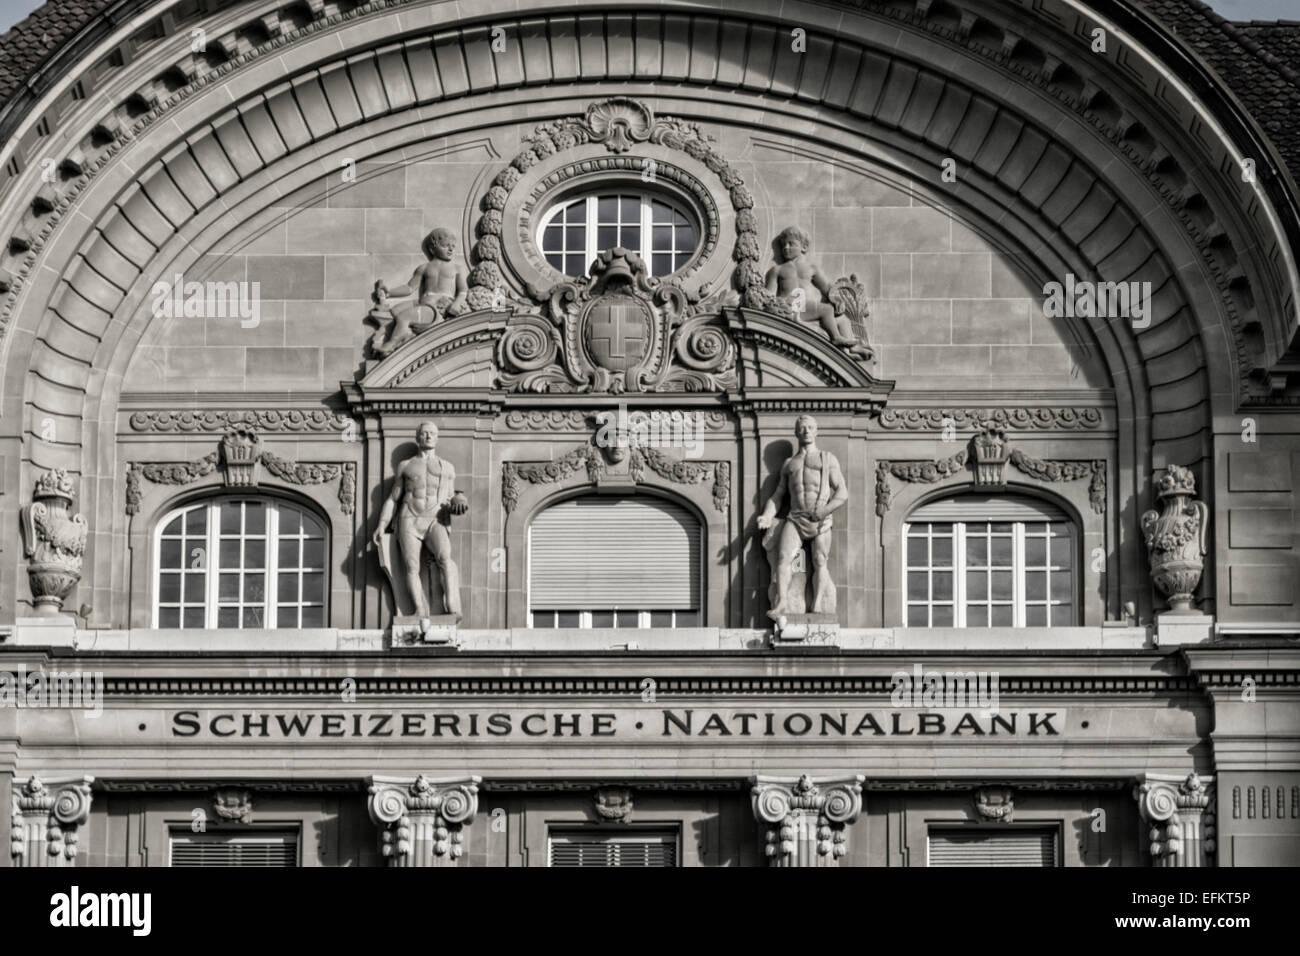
<box><xmin>0</xmin><ymin>0</ymin><xmax>1295</xmax><ymax>620</ymax></box>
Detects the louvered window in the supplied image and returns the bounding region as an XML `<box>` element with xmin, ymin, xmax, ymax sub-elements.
<box><xmin>548</xmin><ymin>829</ymin><xmax>679</xmax><ymax>867</ymax></box>
<box><xmin>169</xmin><ymin>830</ymin><xmax>298</xmax><ymax>867</ymax></box>
<box><xmin>928</xmin><ymin>828</ymin><xmax>1058</xmax><ymax>867</ymax></box>
<box><xmin>904</xmin><ymin>493</ymin><xmax>1077</xmax><ymax>627</ymax></box>
<box><xmin>529</xmin><ymin>496</ymin><xmax>701</xmax><ymax>627</ymax></box>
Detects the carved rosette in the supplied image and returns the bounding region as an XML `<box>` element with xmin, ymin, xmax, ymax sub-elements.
<box><xmin>367</xmin><ymin>775</ymin><xmax>481</xmax><ymax>867</ymax></box>
<box><xmin>1135</xmin><ymin>772</ymin><xmax>1216</xmax><ymax>867</ymax></box>
<box><xmin>1141</xmin><ymin>465</ymin><xmax>1209</xmax><ymax>614</ymax></box>
<box><xmin>20</xmin><ymin>469</ymin><xmax>88</xmax><ymax>615</ymax></box>
<box><xmin>496</xmin><ymin>249</ymin><xmax>737</xmax><ymax>394</ymax></box>
<box><xmin>751</xmin><ymin>774</ymin><xmax>864</xmax><ymax>867</ymax></box>
<box><xmin>972</xmin><ymin>430</ymin><xmax>1009</xmax><ymax>485</ymax></box>
<box><xmin>10</xmin><ymin>775</ymin><xmax>94</xmax><ymax>866</ymax></box>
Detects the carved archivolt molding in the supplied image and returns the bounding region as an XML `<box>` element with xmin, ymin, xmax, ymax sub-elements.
<box><xmin>877</xmin><ymin>408</ymin><xmax>1104</xmax><ymax>431</ymax></box>
<box><xmin>875</xmin><ymin>432</ymin><xmax>1106</xmax><ymax>515</ymax></box>
<box><xmin>0</xmin><ymin>4</ymin><xmax>1280</xmax><ymax>404</ymax></box>
<box><xmin>128</xmin><ymin>410</ymin><xmax>354</xmax><ymax>433</ymax></box>
<box><xmin>751</xmin><ymin>774</ymin><xmax>864</xmax><ymax>867</ymax></box>
<box><xmin>503</xmin><ymin>442</ymin><xmax>729</xmax><ymax>513</ymax></box>
<box><xmin>126</xmin><ymin>431</ymin><xmax>357</xmax><ymax>515</ymax></box>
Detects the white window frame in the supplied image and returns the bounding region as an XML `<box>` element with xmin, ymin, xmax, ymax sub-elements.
<box><xmin>537</xmin><ymin>191</ymin><xmax>698</xmax><ymax>277</ymax></box>
<box><xmin>902</xmin><ymin>517</ymin><xmax>1076</xmax><ymax>628</ymax></box>
<box><xmin>153</xmin><ymin>498</ymin><xmax>328</xmax><ymax>629</ymax></box>
<box><xmin>528</xmin><ymin>609</ymin><xmax>701</xmax><ymax>629</ymax></box>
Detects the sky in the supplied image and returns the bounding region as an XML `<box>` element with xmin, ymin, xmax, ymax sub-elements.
<box><xmin>0</xmin><ymin>0</ymin><xmax>1295</xmax><ymax>50</ymax></box>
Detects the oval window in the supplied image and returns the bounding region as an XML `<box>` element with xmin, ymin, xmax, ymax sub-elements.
<box><xmin>537</xmin><ymin>192</ymin><xmax>699</xmax><ymax>277</ymax></box>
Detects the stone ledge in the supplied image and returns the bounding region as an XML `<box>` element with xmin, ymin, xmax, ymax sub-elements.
<box><xmin>0</xmin><ymin>624</ymin><xmax>1161</xmax><ymax>652</ymax></box>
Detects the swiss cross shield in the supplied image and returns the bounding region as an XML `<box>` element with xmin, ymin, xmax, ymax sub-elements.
<box><xmin>582</xmin><ymin>295</ymin><xmax>653</xmax><ymax>373</ymax></box>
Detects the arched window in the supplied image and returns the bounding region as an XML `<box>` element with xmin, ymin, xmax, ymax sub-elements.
<box><xmin>538</xmin><ymin>192</ymin><xmax>699</xmax><ymax>277</ymax></box>
<box><xmin>902</xmin><ymin>493</ymin><xmax>1076</xmax><ymax>627</ymax></box>
<box><xmin>528</xmin><ymin>495</ymin><xmax>701</xmax><ymax>628</ymax></box>
<box><xmin>154</xmin><ymin>497</ymin><xmax>328</xmax><ymax>628</ymax></box>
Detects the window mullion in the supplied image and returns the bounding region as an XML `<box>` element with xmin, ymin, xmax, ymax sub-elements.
<box><xmin>206</xmin><ymin>503</ymin><xmax>219</xmax><ymax>629</ymax></box>
<box><xmin>586</xmin><ymin>196</ymin><xmax>597</xmax><ymax>269</ymax></box>
<box><xmin>1013</xmin><ymin>523</ymin><xmax>1025</xmax><ymax>628</ymax></box>
<box><xmin>953</xmin><ymin>523</ymin><xmax>965</xmax><ymax>628</ymax></box>
<box><xmin>641</xmin><ymin>196</ymin><xmax>652</xmax><ymax>263</ymax></box>
<box><xmin>266</xmin><ymin>505</ymin><xmax>279</xmax><ymax>629</ymax></box>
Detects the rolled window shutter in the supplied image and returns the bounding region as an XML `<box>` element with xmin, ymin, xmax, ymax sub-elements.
<box><xmin>170</xmin><ymin>830</ymin><xmax>298</xmax><ymax>866</ymax></box>
<box><xmin>909</xmin><ymin>493</ymin><xmax>1068</xmax><ymax>523</ymax></box>
<box><xmin>548</xmin><ymin>829</ymin><xmax>678</xmax><ymax>867</ymax></box>
<box><xmin>529</xmin><ymin>496</ymin><xmax>700</xmax><ymax>609</ymax></box>
<box><xmin>928</xmin><ymin>828</ymin><xmax>1057</xmax><ymax>866</ymax></box>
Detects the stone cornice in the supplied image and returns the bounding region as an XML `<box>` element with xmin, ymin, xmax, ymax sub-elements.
<box><xmin>56</xmin><ymin>673</ymin><xmax>1199</xmax><ymax>698</ymax></box>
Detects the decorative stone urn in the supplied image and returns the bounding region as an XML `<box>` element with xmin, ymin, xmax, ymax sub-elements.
<box><xmin>19</xmin><ymin>469</ymin><xmax>88</xmax><ymax>616</ymax></box>
<box><xmin>1141</xmin><ymin>465</ymin><xmax>1209</xmax><ymax>614</ymax></box>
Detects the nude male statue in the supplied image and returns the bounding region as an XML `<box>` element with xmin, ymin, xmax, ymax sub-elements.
<box><xmin>371</xmin><ymin>421</ymin><xmax>468</xmax><ymax>620</ymax></box>
<box><xmin>755</xmin><ymin>415</ymin><xmax>848</xmax><ymax>618</ymax></box>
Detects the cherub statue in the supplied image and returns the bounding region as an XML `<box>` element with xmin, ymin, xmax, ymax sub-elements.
<box><xmin>366</xmin><ymin>227</ymin><xmax>469</xmax><ymax>357</ymax></box>
<box><xmin>765</xmin><ymin>226</ymin><xmax>873</xmax><ymax>360</ymax></box>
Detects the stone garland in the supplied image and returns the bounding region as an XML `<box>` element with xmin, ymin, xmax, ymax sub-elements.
<box><xmin>127</xmin><ymin>452</ymin><xmax>355</xmax><ymax>514</ymax></box>
<box><xmin>874</xmin><ymin>448</ymin><xmax>1106</xmax><ymax>515</ymax></box>
<box><xmin>874</xmin><ymin>452</ymin><xmax>969</xmax><ymax>516</ymax></box>
<box><xmin>502</xmin><ymin>443</ymin><xmax>729</xmax><ymax>513</ymax></box>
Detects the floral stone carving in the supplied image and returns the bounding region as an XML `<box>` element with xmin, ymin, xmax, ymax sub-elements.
<box><xmin>496</xmin><ymin>247</ymin><xmax>737</xmax><ymax>393</ymax></box>
<box><xmin>20</xmin><ymin>469</ymin><xmax>88</xmax><ymax>616</ymax></box>
<box><xmin>1141</xmin><ymin>465</ymin><xmax>1209</xmax><ymax>614</ymax></box>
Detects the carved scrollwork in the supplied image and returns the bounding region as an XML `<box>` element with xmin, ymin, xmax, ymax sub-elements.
<box><xmin>495</xmin><ymin>248</ymin><xmax>737</xmax><ymax>394</ymax></box>
<box><xmin>750</xmin><ymin>774</ymin><xmax>864</xmax><ymax>867</ymax></box>
<box><xmin>366</xmin><ymin>775</ymin><xmax>481</xmax><ymax>866</ymax></box>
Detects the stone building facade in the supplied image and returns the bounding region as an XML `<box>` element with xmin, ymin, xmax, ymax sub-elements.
<box><xmin>0</xmin><ymin>0</ymin><xmax>1297</xmax><ymax>866</ymax></box>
